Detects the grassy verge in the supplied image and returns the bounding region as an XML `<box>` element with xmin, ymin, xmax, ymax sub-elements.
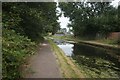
<box><xmin>48</xmin><ymin>39</ymin><xmax>84</xmax><ymax>78</ymax></box>
<box><xmin>95</xmin><ymin>39</ymin><xmax>120</xmax><ymax>46</ymax></box>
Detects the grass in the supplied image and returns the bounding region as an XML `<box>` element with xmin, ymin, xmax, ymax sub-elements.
<box><xmin>48</xmin><ymin>39</ymin><xmax>84</xmax><ymax>78</ymax></box>
<box><xmin>95</xmin><ymin>39</ymin><xmax>120</xmax><ymax>45</ymax></box>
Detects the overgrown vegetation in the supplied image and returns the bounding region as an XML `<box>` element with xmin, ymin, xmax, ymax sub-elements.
<box><xmin>2</xmin><ymin>29</ymin><xmax>36</xmax><ymax>79</ymax></box>
<box><xmin>2</xmin><ymin>2</ymin><xmax>60</xmax><ymax>41</ymax></box>
<box><xmin>2</xmin><ymin>2</ymin><xmax>60</xmax><ymax>79</ymax></box>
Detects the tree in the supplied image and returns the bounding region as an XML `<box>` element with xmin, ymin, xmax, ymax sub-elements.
<box><xmin>2</xmin><ymin>2</ymin><xmax>60</xmax><ymax>41</ymax></box>
<box><xmin>59</xmin><ymin>2</ymin><xmax>119</xmax><ymax>39</ymax></box>
<box><xmin>2</xmin><ymin>2</ymin><xmax>60</xmax><ymax>79</ymax></box>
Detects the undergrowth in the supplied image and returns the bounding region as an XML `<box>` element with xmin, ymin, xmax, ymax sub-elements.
<box><xmin>2</xmin><ymin>28</ymin><xmax>36</xmax><ymax>80</ymax></box>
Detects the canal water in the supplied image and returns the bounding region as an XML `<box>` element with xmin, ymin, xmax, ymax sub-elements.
<box><xmin>54</xmin><ymin>39</ymin><xmax>120</xmax><ymax>78</ymax></box>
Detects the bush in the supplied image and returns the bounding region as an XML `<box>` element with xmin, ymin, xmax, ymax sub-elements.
<box><xmin>2</xmin><ymin>28</ymin><xmax>36</xmax><ymax>79</ymax></box>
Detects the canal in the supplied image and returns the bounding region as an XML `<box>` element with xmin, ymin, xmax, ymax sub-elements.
<box><xmin>54</xmin><ymin>39</ymin><xmax>120</xmax><ymax>78</ymax></box>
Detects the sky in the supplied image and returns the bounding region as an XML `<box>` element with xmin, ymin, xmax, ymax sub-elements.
<box><xmin>111</xmin><ymin>0</ymin><xmax>120</xmax><ymax>7</ymax></box>
<box><xmin>56</xmin><ymin>2</ymin><xmax>71</xmax><ymax>32</ymax></box>
<box><xmin>56</xmin><ymin>0</ymin><xmax>120</xmax><ymax>32</ymax></box>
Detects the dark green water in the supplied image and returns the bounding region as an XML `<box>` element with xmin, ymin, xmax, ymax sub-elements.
<box><xmin>56</xmin><ymin>40</ymin><xmax>120</xmax><ymax>78</ymax></box>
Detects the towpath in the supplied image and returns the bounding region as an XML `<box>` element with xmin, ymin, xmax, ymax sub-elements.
<box><xmin>24</xmin><ymin>41</ymin><xmax>62</xmax><ymax>78</ymax></box>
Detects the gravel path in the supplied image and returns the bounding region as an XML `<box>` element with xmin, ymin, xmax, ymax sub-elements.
<box><xmin>24</xmin><ymin>41</ymin><xmax>62</xmax><ymax>78</ymax></box>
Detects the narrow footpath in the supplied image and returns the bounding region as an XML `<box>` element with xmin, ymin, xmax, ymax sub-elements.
<box><xmin>24</xmin><ymin>41</ymin><xmax>62</xmax><ymax>78</ymax></box>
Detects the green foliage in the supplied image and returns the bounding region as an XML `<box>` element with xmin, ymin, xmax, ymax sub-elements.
<box><xmin>59</xmin><ymin>2</ymin><xmax>119</xmax><ymax>38</ymax></box>
<box><xmin>2</xmin><ymin>2</ymin><xmax>60</xmax><ymax>41</ymax></box>
<box><xmin>2</xmin><ymin>28</ymin><xmax>36</xmax><ymax>79</ymax></box>
<box><xmin>2</xmin><ymin>2</ymin><xmax>60</xmax><ymax>79</ymax></box>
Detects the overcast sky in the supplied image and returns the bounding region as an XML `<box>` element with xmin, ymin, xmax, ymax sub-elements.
<box><xmin>56</xmin><ymin>0</ymin><xmax>120</xmax><ymax>31</ymax></box>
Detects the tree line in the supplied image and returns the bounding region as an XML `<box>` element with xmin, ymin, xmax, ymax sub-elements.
<box><xmin>59</xmin><ymin>2</ymin><xmax>120</xmax><ymax>39</ymax></box>
<box><xmin>3</xmin><ymin>2</ymin><xmax>60</xmax><ymax>41</ymax></box>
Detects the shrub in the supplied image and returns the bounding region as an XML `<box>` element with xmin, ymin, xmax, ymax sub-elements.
<box><xmin>2</xmin><ymin>28</ymin><xmax>36</xmax><ymax>79</ymax></box>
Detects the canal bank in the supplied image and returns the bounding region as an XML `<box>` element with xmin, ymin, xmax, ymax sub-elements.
<box><xmin>49</xmin><ymin>37</ymin><xmax>120</xmax><ymax>78</ymax></box>
<box><xmin>51</xmin><ymin>36</ymin><xmax>120</xmax><ymax>51</ymax></box>
<box><xmin>48</xmin><ymin>39</ymin><xmax>85</xmax><ymax>78</ymax></box>
<box><xmin>77</xmin><ymin>40</ymin><xmax>120</xmax><ymax>51</ymax></box>
<box><xmin>65</xmin><ymin>37</ymin><xmax>120</xmax><ymax>64</ymax></box>
<box><xmin>59</xmin><ymin>36</ymin><xmax>120</xmax><ymax>53</ymax></box>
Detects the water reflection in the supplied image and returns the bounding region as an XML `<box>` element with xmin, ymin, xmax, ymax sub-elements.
<box><xmin>73</xmin><ymin>43</ymin><xmax>119</xmax><ymax>63</ymax></box>
<box><xmin>54</xmin><ymin>39</ymin><xmax>74</xmax><ymax>56</ymax></box>
<box><xmin>55</xmin><ymin>40</ymin><xmax>120</xmax><ymax>78</ymax></box>
<box><xmin>72</xmin><ymin>43</ymin><xmax>120</xmax><ymax>77</ymax></box>
<box><xmin>57</xmin><ymin>43</ymin><xmax>74</xmax><ymax>56</ymax></box>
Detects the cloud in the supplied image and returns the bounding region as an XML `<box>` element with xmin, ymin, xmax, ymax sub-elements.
<box><xmin>111</xmin><ymin>0</ymin><xmax>120</xmax><ymax>8</ymax></box>
<box><xmin>57</xmin><ymin>14</ymin><xmax>70</xmax><ymax>29</ymax></box>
